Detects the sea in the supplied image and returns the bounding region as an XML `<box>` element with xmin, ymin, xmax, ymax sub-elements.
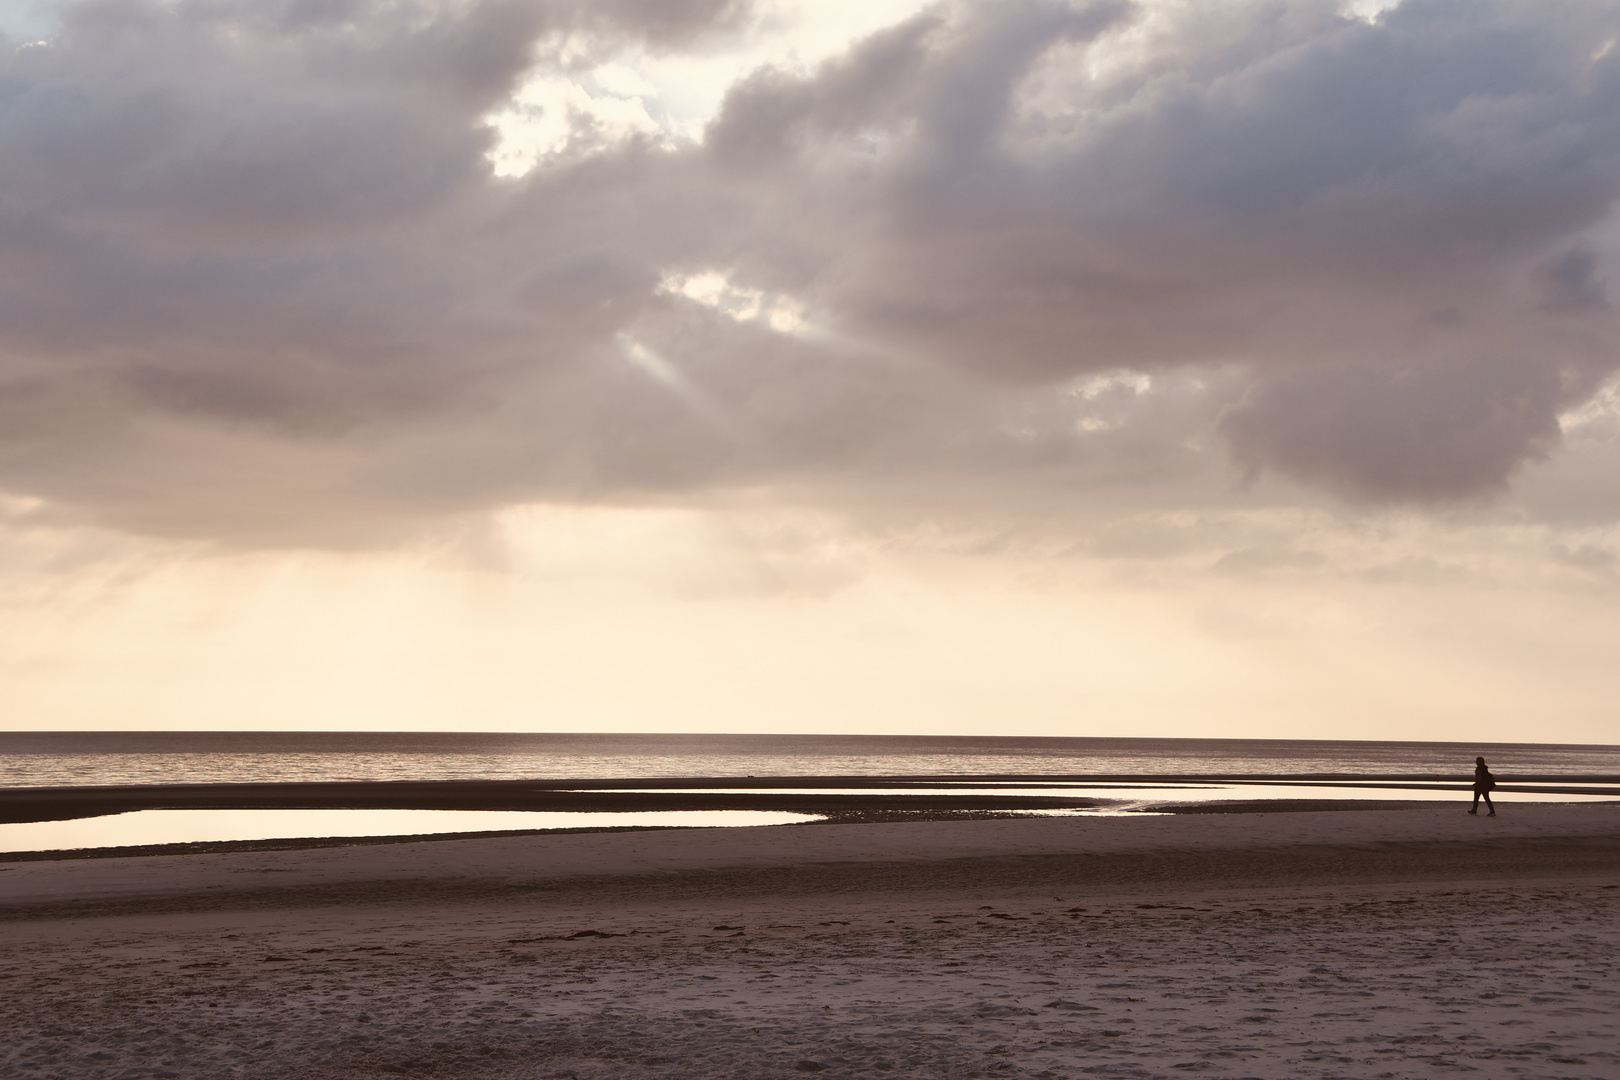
<box><xmin>5</xmin><ymin>731</ymin><xmax>1619</xmax><ymax>788</ymax></box>
<box><xmin>3</xmin><ymin>733</ymin><xmax>1616</xmax><ymax>854</ymax></box>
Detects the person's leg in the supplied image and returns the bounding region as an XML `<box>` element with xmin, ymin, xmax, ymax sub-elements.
<box><xmin>1469</xmin><ymin>791</ymin><xmax>1479</xmax><ymax>814</ymax></box>
<box><xmin>1484</xmin><ymin>791</ymin><xmax>1495</xmax><ymax>816</ymax></box>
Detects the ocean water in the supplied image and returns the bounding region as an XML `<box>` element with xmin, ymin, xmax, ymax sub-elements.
<box><xmin>3</xmin><ymin>732</ymin><xmax>1618</xmax><ymax>788</ymax></box>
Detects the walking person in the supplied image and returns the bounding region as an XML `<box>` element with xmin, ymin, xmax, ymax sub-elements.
<box><xmin>1469</xmin><ymin>756</ymin><xmax>1496</xmax><ymax>816</ymax></box>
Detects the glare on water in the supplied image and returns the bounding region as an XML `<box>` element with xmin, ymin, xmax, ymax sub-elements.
<box><xmin>0</xmin><ymin>809</ymin><xmax>821</xmax><ymax>854</ymax></box>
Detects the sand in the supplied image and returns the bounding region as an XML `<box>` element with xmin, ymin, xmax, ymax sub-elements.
<box><xmin>2</xmin><ymin>804</ymin><xmax>1617</xmax><ymax>1079</ymax></box>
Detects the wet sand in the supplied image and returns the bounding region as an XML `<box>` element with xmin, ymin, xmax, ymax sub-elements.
<box><xmin>6</xmin><ymin>776</ymin><xmax>1615</xmax><ymax>825</ymax></box>
<box><xmin>2</xmin><ymin>804</ymin><xmax>1616</xmax><ymax>1079</ymax></box>
<box><xmin>0</xmin><ymin>781</ymin><xmax>1105</xmax><ymax>825</ymax></box>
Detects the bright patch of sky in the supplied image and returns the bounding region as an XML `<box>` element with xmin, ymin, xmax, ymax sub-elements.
<box><xmin>485</xmin><ymin>0</ymin><xmax>936</xmax><ymax>176</ymax></box>
<box><xmin>1071</xmin><ymin>372</ymin><xmax>1153</xmax><ymax>401</ymax></box>
<box><xmin>1068</xmin><ymin>372</ymin><xmax>1153</xmax><ymax>433</ymax></box>
<box><xmin>1340</xmin><ymin>0</ymin><xmax>1401</xmax><ymax>20</ymax></box>
<box><xmin>486</xmin><ymin>65</ymin><xmax>668</xmax><ymax>175</ymax></box>
<box><xmin>1560</xmin><ymin>372</ymin><xmax>1620</xmax><ymax>443</ymax></box>
<box><xmin>660</xmin><ymin>271</ymin><xmax>808</xmax><ymax>335</ymax></box>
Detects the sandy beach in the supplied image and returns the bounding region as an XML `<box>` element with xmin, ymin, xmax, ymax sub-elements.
<box><xmin>3</xmin><ymin>804</ymin><xmax>1617</xmax><ymax>1079</ymax></box>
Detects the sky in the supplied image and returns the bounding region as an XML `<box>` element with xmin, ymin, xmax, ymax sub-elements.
<box><xmin>1</xmin><ymin>0</ymin><xmax>1619</xmax><ymax>743</ymax></box>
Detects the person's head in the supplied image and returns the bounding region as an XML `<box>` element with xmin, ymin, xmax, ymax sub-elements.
<box><xmin>1476</xmin><ymin>757</ymin><xmax>1486</xmax><ymax>766</ymax></box>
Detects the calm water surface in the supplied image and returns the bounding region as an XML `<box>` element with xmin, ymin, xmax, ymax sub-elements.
<box><xmin>0</xmin><ymin>809</ymin><xmax>819</xmax><ymax>853</ymax></box>
<box><xmin>5</xmin><ymin>733</ymin><xmax>1617</xmax><ymax>787</ymax></box>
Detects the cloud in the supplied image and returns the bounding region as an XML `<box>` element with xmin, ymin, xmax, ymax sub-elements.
<box><xmin>1219</xmin><ymin>352</ymin><xmax>1579</xmax><ymax>502</ymax></box>
<box><xmin>1539</xmin><ymin>243</ymin><xmax>1610</xmax><ymax>313</ymax></box>
<box><xmin>701</xmin><ymin>0</ymin><xmax>1620</xmax><ymax>496</ymax></box>
<box><xmin>1</xmin><ymin>0</ymin><xmax>1619</xmax><ymax>545</ymax></box>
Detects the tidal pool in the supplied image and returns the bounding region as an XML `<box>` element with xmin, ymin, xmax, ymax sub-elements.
<box><xmin>0</xmin><ymin>808</ymin><xmax>822</xmax><ymax>854</ymax></box>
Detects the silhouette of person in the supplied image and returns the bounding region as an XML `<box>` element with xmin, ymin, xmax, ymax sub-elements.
<box><xmin>1468</xmin><ymin>756</ymin><xmax>1496</xmax><ymax>816</ymax></box>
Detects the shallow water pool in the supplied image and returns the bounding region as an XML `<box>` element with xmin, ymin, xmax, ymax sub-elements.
<box><xmin>0</xmin><ymin>808</ymin><xmax>822</xmax><ymax>854</ymax></box>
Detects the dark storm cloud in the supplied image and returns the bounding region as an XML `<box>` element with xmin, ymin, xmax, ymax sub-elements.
<box><xmin>1</xmin><ymin>0</ymin><xmax>1618</xmax><ymax>543</ymax></box>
